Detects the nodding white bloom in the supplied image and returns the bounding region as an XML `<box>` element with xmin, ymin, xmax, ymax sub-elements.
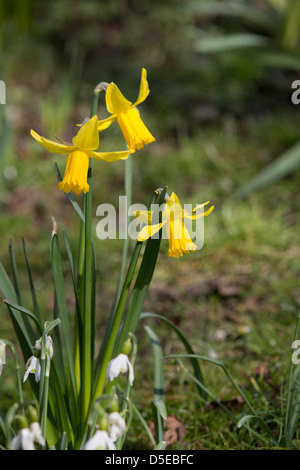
<box><xmin>11</xmin><ymin>428</ymin><xmax>35</xmax><ymax>450</ymax></box>
<box><xmin>23</xmin><ymin>356</ymin><xmax>41</xmax><ymax>383</ymax></box>
<box><xmin>23</xmin><ymin>335</ymin><xmax>53</xmax><ymax>383</ymax></box>
<box><xmin>106</xmin><ymin>353</ymin><xmax>134</xmax><ymax>386</ymax></box>
<box><xmin>30</xmin><ymin>422</ymin><xmax>45</xmax><ymax>447</ymax></box>
<box><xmin>34</xmin><ymin>335</ymin><xmax>54</xmax><ymax>358</ymax></box>
<box><xmin>84</xmin><ymin>430</ymin><xmax>116</xmax><ymax>450</ymax></box>
<box><xmin>108</xmin><ymin>412</ymin><xmax>127</xmax><ymax>442</ymax></box>
<box><xmin>10</xmin><ymin>422</ymin><xmax>45</xmax><ymax>450</ymax></box>
<box><xmin>0</xmin><ymin>340</ymin><xmax>6</xmax><ymax>376</ymax></box>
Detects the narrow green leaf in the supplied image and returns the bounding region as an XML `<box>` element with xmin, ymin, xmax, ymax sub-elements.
<box><xmin>3</xmin><ymin>299</ymin><xmax>42</xmax><ymax>335</ymax></box>
<box><xmin>233</xmin><ymin>140</ymin><xmax>300</xmax><ymax>200</ymax></box>
<box><xmin>141</xmin><ymin>312</ymin><xmax>206</xmax><ymax>400</ymax></box>
<box><xmin>144</xmin><ymin>325</ymin><xmax>167</xmax><ymax>420</ymax></box>
<box><xmin>9</xmin><ymin>239</ymin><xmax>22</xmax><ymax>305</ymax></box>
<box><xmin>0</xmin><ymin>263</ymin><xmax>36</xmax><ymax>359</ymax></box>
<box><xmin>116</xmin><ymin>187</ymin><xmax>168</xmax><ymax>351</ymax></box>
<box><xmin>186</xmin><ymin>1</ymin><xmax>273</xmax><ymax>30</ymax></box>
<box><xmin>194</xmin><ymin>33</ymin><xmax>268</xmax><ymax>53</ymax></box>
<box><xmin>93</xmin><ymin>190</ymin><xmax>161</xmax><ymax>400</ymax></box>
<box><xmin>153</xmin><ymin>440</ymin><xmax>167</xmax><ymax>450</ymax></box>
<box><xmin>237</xmin><ymin>414</ymin><xmax>279</xmax><ymax>446</ymax></box>
<box><xmin>126</xmin><ymin>397</ymin><xmax>156</xmax><ymax>448</ymax></box>
<box><xmin>22</xmin><ymin>237</ymin><xmax>41</xmax><ymax>323</ymax></box>
<box><xmin>56</xmin><ymin>431</ymin><xmax>68</xmax><ymax>450</ymax></box>
<box><xmin>50</xmin><ymin>233</ymin><xmax>78</xmax><ymax>419</ymax></box>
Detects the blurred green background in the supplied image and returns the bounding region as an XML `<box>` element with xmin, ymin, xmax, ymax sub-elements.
<box><xmin>1</xmin><ymin>0</ymin><xmax>300</xmax><ymax>449</ymax></box>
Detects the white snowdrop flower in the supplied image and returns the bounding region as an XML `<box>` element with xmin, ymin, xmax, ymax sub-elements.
<box><xmin>30</xmin><ymin>422</ymin><xmax>45</xmax><ymax>447</ymax></box>
<box><xmin>35</xmin><ymin>335</ymin><xmax>54</xmax><ymax>359</ymax></box>
<box><xmin>84</xmin><ymin>430</ymin><xmax>116</xmax><ymax>450</ymax></box>
<box><xmin>106</xmin><ymin>353</ymin><xmax>134</xmax><ymax>386</ymax></box>
<box><xmin>23</xmin><ymin>335</ymin><xmax>53</xmax><ymax>383</ymax></box>
<box><xmin>23</xmin><ymin>356</ymin><xmax>41</xmax><ymax>383</ymax></box>
<box><xmin>10</xmin><ymin>422</ymin><xmax>45</xmax><ymax>450</ymax></box>
<box><xmin>11</xmin><ymin>428</ymin><xmax>36</xmax><ymax>450</ymax></box>
<box><xmin>0</xmin><ymin>340</ymin><xmax>6</xmax><ymax>376</ymax></box>
<box><xmin>108</xmin><ymin>412</ymin><xmax>126</xmax><ymax>442</ymax></box>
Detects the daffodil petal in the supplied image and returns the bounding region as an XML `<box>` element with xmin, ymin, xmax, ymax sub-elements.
<box><xmin>117</xmin><ymin>108</ymin><xmax>155</xmax><ymax>151</ymax></box>
<box><xmin>97</xmin><ymin>115</ymin><xmax>117</xmax><ymax>132</ymax></box>
<box><xmin>131</xmin><ymin>210</ymin><xmax>153</xmax><ymax>224</ymax></box>
<box><xmin>132</xmin><ymin>68</ymin><xmax>150</xmax><ymax>108</ymax></box>
<box><xmin>58</xmin><ymin>150</ymin><xmax>90</xmax><ymax>195</ymax></box>
<box><xmin>89</xmin><ymin>149</ymin><xmax>133</xmax><ymax>162</ymax></box>
<box><xmin>192</xmin><ymin>201</ymin><xmax>211</xmax><ymax>212</ymax></box>
<box><xmin>72</xmin><ymin>116</ymin><xmax>99</xmax><ymax>150</ymax></box>
<box><xmin>31</xmin><ymin>130</ymin><xmax>74</xmax><ymax>155</ymax></box>
<box><xmin>184</xmin><ymin>205</ymin><xmax>214</xmax><ymax>220</ymax></box>
<box><xmin>106</xmin><ymin>83</ymin><xmax>132</xmax><ymax>115</ymax></box>
<box><xmin>138</xmin><ymin>221</ymin><xmax>165</xmax><ymax>242</ymax></box>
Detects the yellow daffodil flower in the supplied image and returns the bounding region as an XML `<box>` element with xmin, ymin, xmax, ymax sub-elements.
<box><xmin>97</xmin><ymin>68</ymin><xmax>155</xmax><ymax>151</ymax></box>
<box><xmin>31</xmin><ymin>116</ymin><xmax>132</xmax><ymax>195</ymax></box>
<box><xmin>135</xmin><ymin>192</ymin><xmax>214</xmax><ymax>258</ymax></box>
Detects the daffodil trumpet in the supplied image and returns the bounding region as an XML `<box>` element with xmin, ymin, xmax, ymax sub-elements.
<box><xmin>31</xmin><ymin>116</ymin><xmax>132</xmax><ymax>195</ymax></box>
<box><xmin>135</xmin><ymin>192</ymin><xmax>214</xmax><ymax>258</ymax></box>
<box><xmin>97</xmin><ymin>68</ymin><xmax>155</xmax><ymax>151</ymax></box>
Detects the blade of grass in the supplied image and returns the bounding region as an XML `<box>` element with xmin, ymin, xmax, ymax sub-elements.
<box><xmin>50</xmin><ymin>233</ymin><xmax>78</xmax><ymax>425</ymax></box>
<box><xmin>233</xmin><ymin>140</ymin><xmax>300</xmax><ymax>200</ymax></box>
<box><xmin>0</xmin><ymin>263</ymin><xmax>36</xmax><ymax>358</ymax></box>
<box><xmin>22</xmin><ymin>237</ymin><xmax>41</xmax><ymax>323</ymax></box>
<box><xmin>126</xmin><ymin>397</ymin><xmax>157</xmax><ymax>448</ymax></box>
<box><xmin>141</xmin><ymin>312</ymin><xmax>207</xmax><ymax>400</ymax></box>
<box><xmin>3</xmin><ymin>299</ymin><xmax>42</xmax><ymax>335</ymax></box>
<box><xmin>9</xmin><ymin>239</ymin><xmax>22</xmax><ymax>305</ymax></box>
<box><xmin>144</xmin><ymin>325</ymin><xmax>166</xmax><ymax>444</ymax></box>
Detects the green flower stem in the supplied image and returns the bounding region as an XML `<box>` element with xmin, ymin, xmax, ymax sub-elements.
<box><xmin>40</xmin><ymin>355</ymin><xmax>51</xmax><ymax>443</ymax></box>
<box><xmin>80</xmin><ymin>90</ymin><xmax>101</xmax><ymax>427</ymax></box>
<box><xmin>74</xmin><ymin>213</ymin><xmax>86</xmax><ymax>397</ymax></box>
<box><xmin>110</xmin><ymin>155</ymin><xmax>132</xmax><ymax>314</ymax></box>
<box><xmin>3</xmin><ymin>341</ymin><xmax>24</xmax><ymax>413</ymax></box>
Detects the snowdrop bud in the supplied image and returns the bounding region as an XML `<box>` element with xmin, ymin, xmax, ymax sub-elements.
<box><xmin>13</xmin><ymin>414</ymin><xmax>29</xmax><ymax>431</ymax></box>
<box><xmin>99</xmin><ymin>414</ymin><xmax>108</xmax><ymax>431</ymax></box>
<box><xmin>121</xmin><ymin>338</ymin><xmax>132</xmax><ymax>356</ymax></box>
<box><xmin>108</xmin><ymin>394</ymin><xmax>119</xmax><ymax>413</ymax></box>
<box><xmin>26</xmin><ymin>405</ymin><xmax>39</xmax><ymax>423</ymax></box>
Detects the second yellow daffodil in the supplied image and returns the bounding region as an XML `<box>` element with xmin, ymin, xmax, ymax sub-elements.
<box><xmin>135</xmin><ymin>192</ymin><xmax>214</xmax><ymax>258</ymax></box>
<box><xmin>97</xmin><ymin>68</ymin><xmax>155</xmax><ymax>151</ymax></box>
<box><xmin>31</xmin><ymin>116</ymin><xmax>132</xmax><ymax>195</ymax></box>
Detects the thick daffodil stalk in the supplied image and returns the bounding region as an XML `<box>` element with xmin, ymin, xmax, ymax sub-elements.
<box><xmin>31</xmin><ymin>116</ymin><xmax>131</xmax><ymax>194</ymax></box>
<box><xmin>97</xmin><ymin>68</ymin><xmax>155</xmax><ymax>151</ymax></box>
<box><xmin>136</xmin><ymin>192</ymin><xmax>214</xmax><ymax>258</ymax></box>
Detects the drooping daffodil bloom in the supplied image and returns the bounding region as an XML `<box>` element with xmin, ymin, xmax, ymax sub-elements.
<box><xmin>108</xmin><ymin>412</ymin><xmax>127</xmax><ymax>442</ymax></box>
<box><xmin>135</xmin><ymin>192</ymin><xmax>214</xmax><ymax>258</ymax></box>
<box><xmin>97</xmin><ymin>68</ymin><xmax>155</xmax><ymax>151</ymax></box>
<box><xmin>31</xmin><ymin>116</ymin><xmax>132</xmax><ymax>195</ymax></box>
<box><xmin>106</xmin><ymin>353</ymin><xmax>134</xmax><ymax>386</ymax></box>
<box><xmin>23</xmin><ymin>335</ymin><xmax>53</xmax><ymax>383</ymax></box>
<box><xmin>84</xmin><ymin>430</ymin><xmax>116</xmax><ymax>450</ymax></box>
